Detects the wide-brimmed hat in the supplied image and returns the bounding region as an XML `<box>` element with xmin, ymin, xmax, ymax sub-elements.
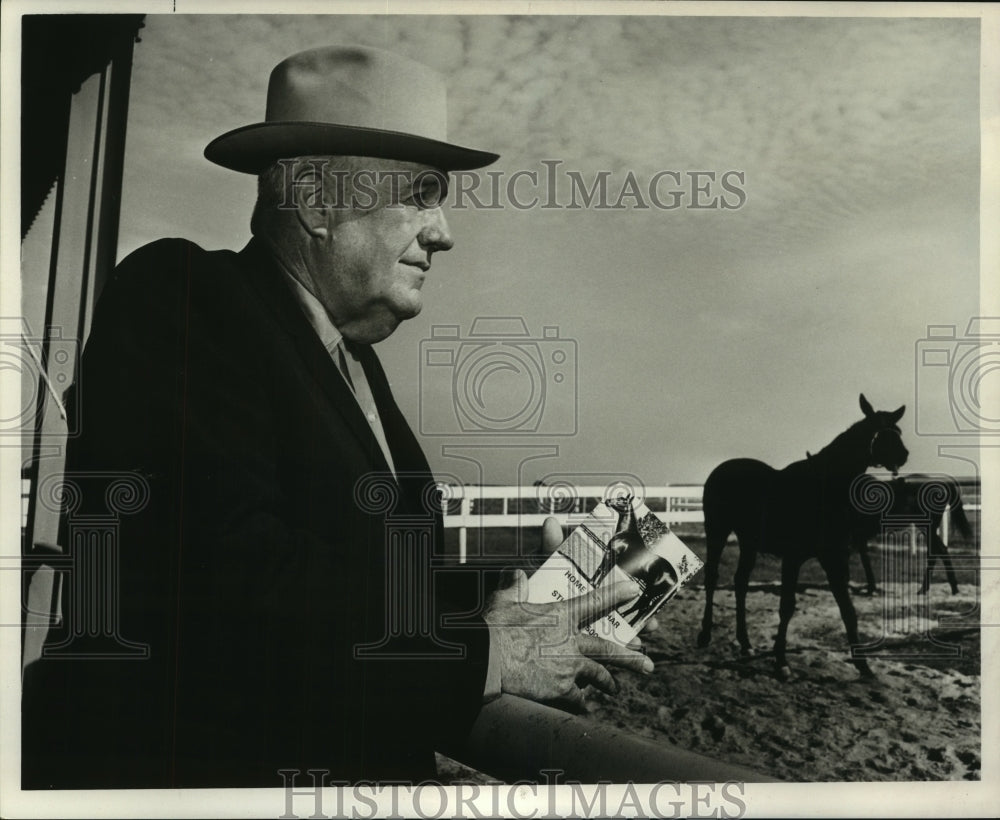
<box><xmin>204</xmin><ymin>45</ymin><xmax>499</xmax><ymax>174</ymax></box>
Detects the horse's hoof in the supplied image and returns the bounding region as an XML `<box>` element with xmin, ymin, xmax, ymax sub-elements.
<box><xmin>739</xmin><ymin>646</ymin><xmax>756</xmax><ymax>658</ymax></box>
<box><xmin>696</xmin><ymin>631</ymin><xmax>711</xmax><ymax>648</ymax></box>
<box><xmin>859</xmin><ymin>669</ymin><xmax>877</xmax><ymax>682</ymax></box>
<box><xmin>776</xmin><ymin>665</ymin><xmax>792</xmax><ymax>681</ymax></box>
<box><xmin>916</xmin><ymin>587</ymin><xmax>928</xmax><ymax>596</ymax></box>
<box><xmin>951</xmin><ymin>587</ymin><xmax>960</xmax><ymax>596</ymax></box>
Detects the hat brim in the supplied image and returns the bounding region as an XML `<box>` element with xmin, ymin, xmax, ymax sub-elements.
<box><xmin>204</xmin><ymin>121</ymin><xmax>499</xmax><ymax>174</ymax></box>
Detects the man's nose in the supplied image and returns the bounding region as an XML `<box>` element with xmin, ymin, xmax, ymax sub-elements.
<box><xmin>418</xmin><ymin>208</ymin><xmax>454</xmax><ymax>253</ymax></box>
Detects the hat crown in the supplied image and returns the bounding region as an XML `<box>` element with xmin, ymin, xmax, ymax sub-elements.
<box><xmin>204</xmin><ymin>44</ymin><xmax>497</xmax><ymax>174</ymax></box>
<box><xmin>264</xmin><ymin>46</ymin><xmax>448</xmax><ymax>142</ymax></box>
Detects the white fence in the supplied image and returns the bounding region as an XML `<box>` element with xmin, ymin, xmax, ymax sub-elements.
<box><xmin>436</xmin><ymin>483</ymin><xmax>981</xmax><ymax>564</ymax></box>
<box><xmin>437</xmin><ymin>485</ymin><xmax>704</xmax><ymax>563</ymax></box>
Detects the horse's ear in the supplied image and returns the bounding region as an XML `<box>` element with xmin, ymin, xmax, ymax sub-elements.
<box><xmin>889</xmin><ymin>404</ymin><xmax>905</xmax><ymax>424</ymax></box>
<box><xmin>859</xmin><ymin>393</ymin><xmax>874</xmax><ymax>417</ymax></box>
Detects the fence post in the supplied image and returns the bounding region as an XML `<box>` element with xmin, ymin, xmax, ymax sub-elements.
<box><xmin>459</xmin><ymin>495</ymin><xmax>470</xmax><ymax>564</ymax></box>
<box><xmin>942</xmin><ymin>503</ymin><xmax>950</xmax><ymax>546</ymax></box>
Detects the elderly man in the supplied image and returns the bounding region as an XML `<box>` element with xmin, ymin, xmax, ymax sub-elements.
<box><xmin>22</xmin><ymin>46</ymin><xmax>650</xmax><ymax>788</ymax></box>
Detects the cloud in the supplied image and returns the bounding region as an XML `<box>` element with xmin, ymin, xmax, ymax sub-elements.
<box><xmin>116</xmin><ymin>12</ymin><xmax>982</xmax><ymax>481</ymax></box>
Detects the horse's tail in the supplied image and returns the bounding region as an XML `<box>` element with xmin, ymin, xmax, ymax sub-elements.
<box><xmin>948</xmin><ymin>493</ymin><xmax>974</xmax><ymax>544</ymax></box>
<box><xmin>702</xmin><ymin>465</ymin><xmax>734</xmax><ymax>549</ymax></box>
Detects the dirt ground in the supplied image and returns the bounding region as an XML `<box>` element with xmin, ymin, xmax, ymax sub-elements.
<box><xmin>589</xmin><ymin>579</ymin><xmax>981</xmax><ymax>782</ymax></box>
<box><xmin>440</xmin><ymin>574</ymin><xmax>981</xmax><ymax>784</ymax></box>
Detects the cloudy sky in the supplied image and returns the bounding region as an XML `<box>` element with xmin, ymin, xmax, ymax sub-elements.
<box><xmin>111</xmin><ymin>10</ymin><xmax>984</xmax><ymax>489</ymax></box>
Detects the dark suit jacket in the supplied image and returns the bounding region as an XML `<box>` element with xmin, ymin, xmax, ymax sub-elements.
<box><xmin>22</xmin><ymin>238</ymin><xmax>490</xmax><ymax>788</ymax></box>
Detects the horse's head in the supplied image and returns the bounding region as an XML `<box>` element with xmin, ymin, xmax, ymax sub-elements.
<box><xmin>605</xmin><ymin>494</ymin><xmax>634</xmax><ymax>515</ymax></box>
<box><xmin>859</xmin><ymin>393</ymin><xmax>908</xmax><ymax>475</ymax></box>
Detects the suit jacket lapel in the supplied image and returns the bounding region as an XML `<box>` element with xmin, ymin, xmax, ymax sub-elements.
<box><xmin>357</xmin><ymin>344</ymin><xmax>444</xmax><ymax>532</ymax></box>
<box><xmin>354</xmin><ymin>344</ymin><xmax>432</xmax><ymax>478</ymax></box>
<box><xmin>236</xmin><ymin>240</ymin><xmax>391</xmax><ymax>469</ymax></box>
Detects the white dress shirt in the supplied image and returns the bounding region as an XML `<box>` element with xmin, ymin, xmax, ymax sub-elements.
<box><xmin>280</xmin><ymin>270</ymin><xmax>397</xmax><ymax>477</ymax></box>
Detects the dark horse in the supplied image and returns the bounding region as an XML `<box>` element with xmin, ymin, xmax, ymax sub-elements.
<box><xmin>696</xmin><ymin>394</ymin><xmax>909</xmax><ymax>680</ymax></box>
<box><xmin>848</xmin><ymin>474</ymin><xmax>973</xmax><ymax>596</ymax></box>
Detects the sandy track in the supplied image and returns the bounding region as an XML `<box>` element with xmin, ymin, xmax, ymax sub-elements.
<box><xmin>590</xmin><ymin>581</ymin><xmax>981</xmax><ymax>782</ymax></box>
<box><xmin>440</xmin><ymin>580</ymin><xmax>980</xmax><ymax>784</ymax></box>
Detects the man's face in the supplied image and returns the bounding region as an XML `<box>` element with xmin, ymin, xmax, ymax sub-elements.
<box><xmin>308</xmin><ymin>158</ymin><xmax>454</xmax><ymax>344</ymax></box>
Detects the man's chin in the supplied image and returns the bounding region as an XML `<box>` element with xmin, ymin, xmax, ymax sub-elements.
<box><xmin>393</xmin><ymin>298</ymin><xmax>423</xmax><ymax>323</ymax></box>
<box><xmin>351</xmin><ymin>305</ymin><xmax>420</xmax><ymax>344</ymax></box>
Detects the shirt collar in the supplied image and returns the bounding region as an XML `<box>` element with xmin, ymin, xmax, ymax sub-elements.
<box><xmin>279</xmin><ymin>268</ymin><xmax>344</xmax><ymax>354</ymax></box>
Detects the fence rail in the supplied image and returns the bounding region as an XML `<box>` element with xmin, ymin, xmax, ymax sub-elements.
<box><xmin>438</xmin><ymin>485</ymin><xmax>703</xmax><ymax>563</ymax></box>
<box><xmin>436</xmin><ymin>483</ymin><xmax>981</xmax><ymax>563</ymax></box>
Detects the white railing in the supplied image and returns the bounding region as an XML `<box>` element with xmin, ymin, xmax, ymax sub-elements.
<box><xmin>436</xmin><ymin>484</ymin><xmax>982</xmax><ymax>563</ymax></box>
<box><xmin>437</xmin><ymin>485</ymin><xmax>704</xmax><ymax>563</ymax></box>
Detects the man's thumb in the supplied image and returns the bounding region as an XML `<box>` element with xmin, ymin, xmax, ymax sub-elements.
<box><xmin>496</xmin><ymin>567</ymin><xmax>529</xmax><ymax>600</ymax></box>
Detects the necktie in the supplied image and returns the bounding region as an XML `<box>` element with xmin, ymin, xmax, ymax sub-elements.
<box><xmin>336</xmin><ymin>343</ymin><xmax>355</xmax><ymax>392</ymax></box>
<box><xmin>339</xmin><ymin>341</ymin><xmax>397</xmax><ymax>476</ymax></box>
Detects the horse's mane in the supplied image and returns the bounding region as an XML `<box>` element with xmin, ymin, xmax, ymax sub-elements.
<box><xmin>809</xmin><ymin>417</ymin><xmax>872</xmax><ymax>463</ymax></box>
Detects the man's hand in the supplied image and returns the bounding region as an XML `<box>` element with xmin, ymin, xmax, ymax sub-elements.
<box><xmin>540</xmin><ymin>516</ymin><xmax>659</xmax><ymax>637</ymax></box>
<box><xmin>483</xmin><ymin>523</ymin><xmax>655</xmax><ymax>711</ymax></box>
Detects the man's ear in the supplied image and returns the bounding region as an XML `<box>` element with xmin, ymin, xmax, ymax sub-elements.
<box><xmin>291</xmin><ymin>165</ymin><xmax>329</xmax><ymax>238</ymax></box>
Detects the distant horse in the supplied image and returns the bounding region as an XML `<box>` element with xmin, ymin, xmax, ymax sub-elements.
<box><xmin>803</xmin><ymin>458</ymin><xmax>970</xmax><ymax>596</ymax></box>
<box><xmin>847</xmin><ymin>474</ymin><xmax>972</xmax><ymax>596</ymax></box>
<box><xmin>696</xmin><ymin>394</ymin><xmax>909</xmax><ymax>680</ymax></box>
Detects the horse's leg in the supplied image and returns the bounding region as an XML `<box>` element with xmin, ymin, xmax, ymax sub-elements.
<box><xmin>918</xmin><ymin>538</ymin><xmax>935</xmax><ymax>595</ymax></box>
<box><xmin>697</xmin><ymin>531</ymin><xmax>727</xmax><ymax>648</ymax></box>
<box><xmin>774</xmin><ymin>555</ymin><xmax>803</xmax><ymax>680</ymax></box>
<box><xmin>930</xmin><ymin>529</ymin><xmax>960</xmax><ymax>595</ymax></box>
<box><xmin>820</xmin><ymin>551</ymin><xmax>876</xmax><ymax>680</ymax></box>
<box><xmin>734</xmin><ymin>546</ymin><xmax>758</xmax><ymax>656</ymax></box>
<box><xmin>857</xmin><ymin>539</ymin><xmax>877</xmax><ymax>595</ymax></box>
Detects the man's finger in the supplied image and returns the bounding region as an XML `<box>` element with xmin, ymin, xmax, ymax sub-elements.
<box><xmin>568</xmin><ymin>579</ymin><xmax>641</xmax><ymax>627</ymax></box>
<box><xmin>641</xmin><ymin>617</ymin><xmax>659</xmax><ymax>634</ymax></box>
<box><xmin>576</xmin><ymin>633</ymin><xmax>654</xmax><ymax>675</ymax></box>
<box><xmin>541</xmin><ymin>516</ymin><xmax>564</xmax><ymax>555</ymax></box>
<box><xmin>554</xmin><ymin>686</ymin><xmax>588</xmax><ymax>714</ymax></box>
<box><xmin>576</xmin><ymin>657</ymin><xmax>617</xmax><ymax>695</ymax></box>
